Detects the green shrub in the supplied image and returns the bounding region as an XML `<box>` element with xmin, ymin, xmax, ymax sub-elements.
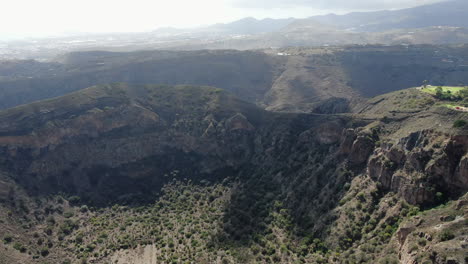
<box><xmin>46</xmin><ymin>216</ymin><xmax>55</xmax><ymax>224</ymax></box>
<box><xmin>80</xmin><ymin>205</ymin><xmax>89</xmax><ymax>213</ymax></box>
<box><xmin>60</xmin><ymin>219</ymin><xmax>78</xmax><ymax>235</ymax></box>
<box><xmin>453</xmin><ymin>120</ymin><xmax>467</xmax><ymax>128</ymax></box>
<box><xmin>417</xmin><ymin>238</ymin><xmax>427</xmax><ymax>246</ymax></box>
<box><xmin>439</xmin><ymin>230</ymin><xmax>455</xmax><ymax>241</ymax></box>
<box><xmin>68</xmin><ymin>196</ymin><xmax>81</xmax><ymax>205</ymax></box>
<box><xmin>357</xmin><ymin>192</ymin><xmax>366</xmax><ymax>202</ymax></box>
<box><xmin>64</xmin><ymin>211</ymin><xmax>74</xmax><ymax>218</ymax></box>
<box><xmin>13</xmin><ymin>242</ymin><xmax>26</xmax><ymax>253</ymax></box>
<box><xmin>44</xmin><ymin>227</ymin><xmax>53</xmax><ymax>236</ymax></box>
<box><xmin>3</xmin><ymin>235</ymin><xmax>12</xmax><ymax>244</ymax></box>
<box><xmin>41</xmin><ymin>247</ymin><xmax>50</xmax><ymax>256</ymax></box>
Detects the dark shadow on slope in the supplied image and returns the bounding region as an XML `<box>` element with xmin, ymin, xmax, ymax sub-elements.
<box><xmin>0</xmin><ymin>50</ymin><xmax>280</xmax><ymax>110</ymax></box>
<box><xmin>338</xmin><ymin>45</ymin><xmax>468</xmax><ymax>97</ymax></box>
<box><xmin>211</xmin><ymin>114</ymin><xmax>361</xmax><ymax>250</ymax></box>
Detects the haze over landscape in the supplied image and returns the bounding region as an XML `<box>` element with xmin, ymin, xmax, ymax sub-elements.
<box><xmin>0</xmin><ymin>0</ymin><xmax>450</xmax><ymax>39</ymax></box>
<box><xmin>0</xmin><ymin>0</ymin><xmax>467</xmax><ymax>264</ymax></box>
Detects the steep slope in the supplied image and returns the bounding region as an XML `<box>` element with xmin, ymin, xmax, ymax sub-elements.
<box><xmin>0</xmin><ymin>50</ymin><xmax>285</xmax><ymax>111</ymax></box>
<box><xmin>0</xmin><ymin>84</ymin><xmax>466</xmax><ymax>263</ymax></box>
<box><xmin>0</xmin><ymin>83</ymin><xmax>269</xmax><ymax>204</ymax></box>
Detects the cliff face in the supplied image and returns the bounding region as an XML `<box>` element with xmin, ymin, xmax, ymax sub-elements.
<box><xmin>0</xmin><ymin>84</ymin><xmax>267</xmax><ymax>203</ymax></box>
<box><xmin>0</xmin><ymin>84</ymin><xmax>355</xmax><ymax>205</ymax></box>
<box><xmin>368</xmin><ymin>131</ymin><xmax>468</xmax><ymax>205</ymax></box>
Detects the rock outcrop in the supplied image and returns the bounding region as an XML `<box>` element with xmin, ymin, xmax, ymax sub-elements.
<box><xmin>368</xmin><ymin>131</ymin><xmax>468</xmax><ymax>205</ymax></box>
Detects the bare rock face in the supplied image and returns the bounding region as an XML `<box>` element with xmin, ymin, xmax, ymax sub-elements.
<box><xmin>349</xmin><ymin>134</ymin><xmax>376</xmax><ymax>165</ymax></box>
<box><xmin>368</xmin><ymin>131</ymin><xmax>468</xmax><ymax>205</ymax></box>
<box><xmin>368</xmin><ymin>152</ymin><xmax>395</xmax><ymax>189</ymax></box>
<box><xmin>386</xmin><ymin>146</ymin><xmax>406</xmax><ymax>164</ymax></box>
<box><xmin>338</xmin><ymin>128</ymin><xmax>357</xmax><ymax>155</ymax></box>
<box><xmin>314</xmin><ymin>122</ymin><xmax>344</xmax><ymax>145</ymax></box>
<box><xmin>397</xmin><ymin>226</ymin><xmax>416</xmax><ymax>247</ymax></box>
<box><xmin>454</xmin><ymin>154</ymin><xmax>468</xmax><ymax>187</ymax></box>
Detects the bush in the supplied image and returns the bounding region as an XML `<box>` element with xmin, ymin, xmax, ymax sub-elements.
<box><xmin>46</xmin><ymin>216</ymin><xmax>55</xmax><ymax>224</ymax></box>
<box><xmin>439</xmin><ymin>230</ymin><xmax>455</xmax><ymax>241</ymax></box>
<box><xmin>418</xmin><ymin>238</ymin><xmax>427</xmax><ymax>246</ymax></box>
<box><xmin>40</xmin><ymin>247</ymin><xmax>50</xmax><ymax>256</ymax></box>
<box><xmin>68</xmin><ymin>196</ymin><xmax>81</xmax><ymax>205</ymax></box>
<box><xmin>3</xmin><ymin>235</ymin><xmax>12</xmax><ymax>244</ymax></box>
<box><xmin>357</xmin><ymin>192</ymin><xmax>366</xmax><ymax>202</ymax></box>
<box><xmin>60</xmin><ymin>219</ymin><xmax>78</xmax><ymax>235</ymax></box>
<box><xmin>44</xmin><ymin>227</ymin><xmax>53</xmax><ymax>236</ymax></box>
<box><xmin>13</xmin><ymin>242</ymin><xmax>27</xmax><ymax>253</ymax></box>
<box><xmin>63</xmin><ymin>211</ymin><xmax>74</xmax><ymax>218</ymax></box>
<box><xmin>80</xmin><ymin>205</ymin><xmax>89</xmax><ymax>213</ymax></box>
<box><xmin>453</xmin><ymin>120</ymin><xmax>467</xmax><ymax>128</ymax></box>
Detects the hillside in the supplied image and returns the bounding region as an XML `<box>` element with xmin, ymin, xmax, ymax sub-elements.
<box><xmin>1</xmin><ymin>45</ymin><xmax>468</xmax><ymax>114</ymax></box>
<box><xmin>0</xmin><ymin>83</ymin><xmax>466</xmax><ymax>263</ymax></box>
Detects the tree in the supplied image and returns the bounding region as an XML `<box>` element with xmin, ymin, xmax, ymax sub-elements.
<box><xmin>422</xmin><ymin>80</ymin><xmax>429</xmax><ymax>88</ymax></box>
<box><xmin>459</xmin><ymin>87</ymin><xmax>468</xmax><ymax>101</ymax></box>
<box><xmin>435</xmin><ymin>86</ymin><xmax>444</xmax><ymax>98</ymax></box>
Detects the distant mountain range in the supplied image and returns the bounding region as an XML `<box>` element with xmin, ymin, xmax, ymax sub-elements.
<box><xmin>152</xmin><ymin>0</ymin><xmax>468</xmax><ymax>36</ymax></box>
<box><xmin>312</xmin><ymin>0</ymin><xmax>468</xmax><ymax>32</ymax></box>
<box><xmin>2</xmin><ymin>0</ymin><xmax>468</xmax><ymax>60</ymax></box>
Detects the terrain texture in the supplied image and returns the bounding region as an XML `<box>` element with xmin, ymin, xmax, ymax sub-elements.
<box><xmin>0</xmin><ymin>83</ymin><xmax>466</xmax><ymax>263</ymax></box>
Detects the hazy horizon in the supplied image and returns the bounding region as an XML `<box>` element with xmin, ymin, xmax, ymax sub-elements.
<box><xmin>0</xmin><ymin>0</ymin><xmax>450</xmax><ymax>41</ymax></box>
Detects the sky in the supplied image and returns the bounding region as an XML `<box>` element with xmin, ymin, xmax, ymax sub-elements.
<box><xmin>0</xmin><ymin>0</ymin><xmax>449</xmax><ymax>40</ymax></box>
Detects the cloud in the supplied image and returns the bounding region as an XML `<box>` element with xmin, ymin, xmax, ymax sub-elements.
<box><xmin>230</xmin><ymin>0</ymin><xmax>450</xmax><ymax>11</ymax></box>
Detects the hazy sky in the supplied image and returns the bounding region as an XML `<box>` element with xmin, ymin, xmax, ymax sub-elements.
<box><xmin>0</xmin><ymin>0</ymin><xmax>449</xmax><ymax>39</ymax></box>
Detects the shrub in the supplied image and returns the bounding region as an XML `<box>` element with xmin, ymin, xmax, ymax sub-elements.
<box><xmin>64</xmin><ymin>211</ymin><xmax>74</xmax><ymax>218</ymax></box>
<box><xmin>3</xmin><ymin>235</ymin><xmax>12</xmax><ymax>244</ymax></box>
<box><xmin>439</xmin><ymin>230</ymin><xmax>455</xmax><ymax>241</ymax></box>
<box><xmin>357</xmin><ymin>192</ymin><xmax>366</xmax><ymax>202</ymax></box>
<box><xmin>44</xmin><ymin>227</ymin><xmax>53</xmax><ymax>236</ymax></box>
<box><xmin>46</xmin><ymin>216</ymin><xmax>55</xmax><ymax>224</ymax></box>
<box><xmin>60</xmin><ymin>219</ymin><xmax>78</xmax><ymax>235</ymax></box>
<box><xmin>68</xmin><ymin>196</ymin><xmax>81</xmax><ymax>205</ymax></box>
<box><xmin>453</xmin><ymin>120</ymin><xmax>467</xmax><ymax>128</ymax></box>
<box><xmin>418</xmin><ymin>238</ymin><xmax>427</xmax><ymax>246</ymax></box>
<box><xmin>41</xmin><ymin>247</ymin><xmax>50</xmax><ymax>256</ymax></box>
<box><xmin>13</xmin><ymin>242</ymin><xmax>27</xmax><ymax>253</ymax></box>
<box><xmin>379</xmin><ymin>255</ymin><xmax>399</xmax><ymax>264</ymax></box>
<box><xmin>80</xmin><ymin>205</ymin><xmax>89</xmax><ymax>213</ymax></box>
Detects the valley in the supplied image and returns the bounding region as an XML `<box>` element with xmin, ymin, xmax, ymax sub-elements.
<box><xmin>0</xmin><ymin>1</ymin><xmax>467</xmax><ymax>263</ymax></box>
<box><xmin>0</xmin><ymin>83</ymin><xmax>466</xmax><ymax>263</ymax></box>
